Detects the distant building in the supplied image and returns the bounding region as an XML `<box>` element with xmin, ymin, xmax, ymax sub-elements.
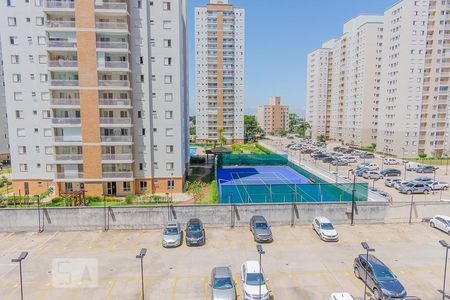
<box><xmin>0</xmin><ymin>41</ymin><xmax>9</xmax><ymax>161</ymax></box>
<box><xmin>256</xmin><ymin>97</ymin><xmax>289</xmax><ymax>134</ymax></box>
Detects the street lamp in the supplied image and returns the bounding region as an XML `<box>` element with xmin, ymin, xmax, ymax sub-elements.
<box><xmin>256</xmin><ymin>245</ymin><xmax>265</xmax><ymax>299</ymax></box>
<box><xmin>361</xmin><ymin>242</ymin><xmax>375</xmax><ymax>300</ymax></box>
<box><xmin>349</xmin><ymin>169</ymin><xmax>356</xmax><ymax>226</ymax></box>
<box><xmin>12</xmin><ymin>251</ymin><xmax>28</xmax><ymax>300</ymax></box>
<box><xmin>444</xmin><ymin>153</ymin><xmax>449</xmax><ymax>176</ymax></box>
<box><xmin>439</xmin><ymin>240</ymin><xmax>449</xmax><ymax>300</ymax></box>
<box><xmin>136</xmin><ymin>248</ymin><xmax>147</xmax><ymax>300</ymax></box>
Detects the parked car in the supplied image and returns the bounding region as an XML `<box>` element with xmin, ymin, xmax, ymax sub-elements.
<box><xmin>355</xmin><ymin>167</ymin><xmax>370</xmax><ymax>177</ymax></box>
<box><xmin>394</xmin><ymin>180</ymin><xmax>410</xmax><ymax>190</ymax></box>
<box><xmin>384</xmin><ymin>178</ymin><xmax>402</xmax><ymax>188</ymax></box>
<box><xmin>353</xmin><ymin>254</ymin><xmax>407</xmax><ymax>299</ymax></box>
<box><xmin>342</xmin><ymin>156</ymin><xmax>358</xmax><ymax>163</ymax></box>
<box><xmin>185</xmin><ymin>218</ymin><xmax>205</xmax><ymax>246</ymax></box>
<box><xmin>209</xmin><ymin>266</ymin><xmax>237</xmax><ymax>300</ymax></box>
<box><xmin>380</xmin><ymin>168</ymin><xmax>401</xmax><ymax>177</ymax></box>
<box><xmin>399</xmin><ymin>182</ymin><xmax>430</xmax><ymax>194</ymax></box>
<box><xmin>360</xmin><ymin>152</ymin><xmax>375</xmax><ymax>159</ymax></box>
<box><xmin>162</xmin><ymin>220</ymin><xmax>182</xmax><ymax>248</ymax></box>
<box><xmin>429</xmin><ymin>215</ymin><xmax>450</xmax><ymax>235</ymax></box>
<box><xmin>312</xmin><ymin>216</ymin><xmax>339</xmax><ymax>241</ymax></box>
<box><xmin>365</xmin><ymin>163</ymin><xmax>379</xmax><ymax>171</ymax></box>
<box><xmin>416</xmin><ymin>165</ymin><xmax>438</xmax><ymax>173</ymax></box>
<box><xmin>362</xmin><ymin>171</ymin><xmax>383</xmax><ymax>180</ymax></box>
<box><xmin>424</xmin><ymin>180</ymin><xmax>449</xmax><ymax>190</ymax></box>
<box><xmin>329</xmin><ymin>293</ymin><xmax>356</xmax><ymax>300</ymax></box>
<box><xmin>414</xmin><ymin>177</ymin><xmax>434</xmax><ymax>182</ymax></box>
<box><xmin>322</xmin><ymin>156</ymin><xmax>335</xmax><ymax>163</ymax></box>
<box><xmin>331</xmin><ymin>159</ymin><xmax>349</xmax><ymax>166</ymax></box>
<box><xmin>383</xmin><ymin>157</ymin><xmax>400</xmax><ymax>165</ymax></box>
<box><xmin>250</xmin><ymin>215</ymin><xmax>273</xmax><ymax>243</ymax></box>
<box><xmin>369</xmin><ymin>188</ymin><xmax>393</xmax><ymax>202</ymax></box>
<box><xmin>405</xmin><ymin>162</ymin><xmax>422</xmax><ymax>171</ymax></box>
<box><xmin>241</xmin><ymin>261</ymin><xmax>269</xmax><ymax>300</ymax></box>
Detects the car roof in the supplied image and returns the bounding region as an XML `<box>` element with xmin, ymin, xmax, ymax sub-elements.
<box><xmin>361</xmin><ymin>254</ymin><xmax>390</xmax><ymax>272</ymax></box>
<box><xmin>435</xmin><ymin>215</ymin><xmax>450</xmax><ymax>221</ymax></box>
<box><xmin>187</xmin><ymin>218</ymin><xmax>202</xmax><ymax>224</ymax></box>
<box><xmin>213</xmin><ymin>266</ymin><xmax>232</xmax><ymax>278</ymax></box>
<box><xmin>166</xmin><ymin>220</ymin><xmax>179</xmax><ymax>227</ymax></box>
<box><xmin>252</xmin><ymin>215</ymin><xmax>267</xmax><ymax>222</ymax></box>
<box><xmin>315</xmin><ymin>216</ymin><xmax>331</xmax><ymax>223</ymax></box>
<box><xmin>243</xmin><ymin>261</ymin><xmax>261</xmax><ymax>273</ymax></box>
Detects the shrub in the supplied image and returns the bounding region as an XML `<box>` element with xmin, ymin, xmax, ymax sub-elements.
<box><xmin>125</xmin><ymin>194</ymin><xmax>136</xmax><ymax>204</ymax></box>
<box><xmin>51</xmin><ymin>197</ymin><xmax>63</xmax><ymax>204</ymax></box>
<box><xmin>190</xmin><ymin>156</ymin><xmax>206</xmax><ymax>164</ymax></box>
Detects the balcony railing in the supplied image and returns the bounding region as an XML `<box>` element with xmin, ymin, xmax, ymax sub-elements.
<box><xmin>95</xmin><ymin>1</ymin><xmax>127</xmax><ymax>10</ymax></box>
<box><xmin>56</xmin><ymin>172</ymin><xmax>84</xmax><ymax>179</ymax></box>
<box><xmin>47</xmin><ymin>41</ymin><xmax>77</xmax><ymax>48</ymax></box>
<box><xmin>50</xmin><ymin>98</ymin><xmax>80</xmax><ymax>106</ymax></box>
<box><xmin>50</xmin><ymin>80</ymin><xmax>79</xmax><ymax>86</ymax></box>
<box><xmin>98</xmin><ymin>80</ymin><xmax>129</xmax><ymax>87</ymax></box>
<box><xmin>95</xmin><ymin>22</ymin><xmax>128</xmax><ymax>30</ymax></box>
<box><xmin>98</xmin><ymin>99</ymin><xmax>131</xmax><ymax>106</ymax></box>
<box><xmin>46</xmin><ymin>21</ymin><xmax>75</xmax><ymax>28</ymax></box>
<box><xmin>96</xmin><ymin>41</ymin><xmax>128</xmax><ymax>49</ymax></box>
<box><xmin>48</xmin><ymin>60</ymin><xmax>78</xmax><ymax>68</ymax></box>
<box><xmin>101</xmin><ymin>153</ymin><xmax>133</xmax><ymax>160</ymax></box>
<box><xmin>52</xmin><ymin>118</ymin><xmax>81</xmax><ymax>125</ymax></box>
<box><xmin>54</xmin><ymin>136</ymin><xmax>82</xmax><ymax>143</ymax></box>
<box><xmin>101</xmin><ymin>136</ymin><xmax>132</xmax><ymax>143</ymax></box>
<box><xmin>54</xmin><ymin>154</ymin><xmax>83</xmax><ymax>161</ymax></box>
<box><xmin>44</xmin><ymin>0</ymin><xmax>74</xmax><ymax>8</ymax></box>
<box><xmin>102</xmin><ymin>172</ymin><xmax>133</xmax><ymax>178</ymax></box>
<box><xmin>100</xmin><ymin>61</ymin><xmax>129</xmax><ymax>69</ymax></box>
<box><xmin>100</xmin><ymin>117</ymin><xmax>131</xmax><ymax>124</ymax></box>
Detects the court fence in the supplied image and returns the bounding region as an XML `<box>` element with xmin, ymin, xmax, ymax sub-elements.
<box><xmin>216</xmin><ymin>154</ymin><xmax>369</xmax><ymax>204</ymax></box>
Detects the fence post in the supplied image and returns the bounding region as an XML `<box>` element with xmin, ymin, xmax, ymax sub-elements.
<box><xmin>408</xmin><ymin>194</ymin><xmax>414</xmax><ymax>224</ymax></box>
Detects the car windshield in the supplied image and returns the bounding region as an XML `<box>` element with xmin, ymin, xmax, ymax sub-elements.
<box><xmin>447</xmin><ymin>221</ymin><xmax>450</xmax><ymax>226</ymax></box>
<box><xmin>213</xmin><ymin>277</ymin><xmax>233</xmax><ymax>289</ymax></box>
<box><xmin>320</xmin><ymin>223</ymin><xmax>334</xmax><ymax>230</ymax></box>
<box><xmin>405</xmin><ymin>183</ymin><xmax>415</xmax><ymax>187</ymax></box>
<box><xmin>188</xmin><ymin>224</ymin><xmax>201</xmax><ymax>232</ymax></box>
<box><xmin>164</xmin><ymin>227</ymin><xmax>179</xmax><ymax>235</ymax></box>
<box><xmin>255</xmin><ymin>222</ymin><xmax>268</xmax><ymax>229</ymax></box>
<box><xmin>374</xmin><ymin>268</ymin><xmax>396</xmax><ymax>281</ymax></box>
<box><xmin>246</xmin><ymin>273</ymin><xmax>265</xmax><ymax>286</ymax></box>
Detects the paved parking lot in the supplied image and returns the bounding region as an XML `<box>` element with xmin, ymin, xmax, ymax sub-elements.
<box><xmin>0</xmin><ymin>223</ymin><xmax>448</xmax><ymax>300</ymax></box>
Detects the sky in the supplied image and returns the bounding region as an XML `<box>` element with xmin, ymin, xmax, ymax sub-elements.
<box><xmin>187</xmin><ymin>0</ymin><xmax>398</xmax><ymax>116</ymax></box>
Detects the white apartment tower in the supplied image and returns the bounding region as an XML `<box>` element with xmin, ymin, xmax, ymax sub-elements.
<box><xmin>195</xmin><ymin>0</ymin><xmax>245</xmax><ymax>144</ymax></box>
<box><xmin>306</xmin><ymin>15</ymin><xmax>383</xmax><ymax>147</ymax></box>
<box><xmin>0</xmin><ymin>0</ymin><xmax>189</xmax><ymax>196</ymax></box>
<box><xmin>0</xmin><ymin>42</ymin><xmax>9</xmax><ymax>160</ymax></box>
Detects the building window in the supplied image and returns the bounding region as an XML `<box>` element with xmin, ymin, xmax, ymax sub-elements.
<box><xmin>163</xmin><ymin>39</ymin><xmax>172</xmax><ymax>48</ymax></box>
<box><xmin>163</xmin><ymin>1</ymin><xmax>171</xmax><ymax>10</ymax></box>
<box><xmin>165</xmin><ymin>93</ymin><xmax>173</xmax><ymax>102</ymax></box>
<box><xmin>38</xmin><ymin>55</ymin><xmax>47</xmax><ymax>64</ymax></box>
<box><xmin>165</xmin><ymin>128</ymin><xmax>174</xmax><ymax>136</ymax></box>
<box><xmin>46</xmin><ymin>164</ymin><xmax>53</xmax><ymax>172</ymax></box>
<box><xmin>42</xmin><ymin>110</ymin><xmax>51</xmax><ymax>119</ymax></box>
<box><xmin>18</xmin><ymin>146</ymin><xmax>26</xmax><ymax>154</ymax></box>
<box><xmin>163</xmin><ymin>20</ymin><xmax>172</xmax><ymax>29</ymax></box>
<box><xmin>153</xmin><ymin>162</ymin><xmax>158</xmax><ymax>169</ymax></box>
<box><xmin>166</xmin><ymin>145</ymin><xmax>174</xmax><ymax>153</ymax></box>
<box><xmin>40</xmin><ymin>74</ymin><xmax>48</xmax><ymax>82</ymax></box>
<box><xmin>17</xmin><ymin>128</ymin><xmax>25</xmax><ymax>137</ymax></box>
<box><xmin>43</xmin><ymin>128</ymin><xmax>52</xmax><ymax>137</ymax></box>
<box><xmin>168</xmin><ymin>179</ymin><xmax>174</xmax><ymax>190</ymax></box>
<box><xmin>12</xmin><ymin>74</ymin><xmax>21</xmax><ymax>82</ymax></box>
<box><xmin>8</xmin><ymin>17</ymin><xmax>16</xmax><ymax>26</ymax></box>
<box><xmin>164</xmin><ymin>57</ymin><xmax>172</xmax><ymax>66</ymax></box>
<box><xmin>37</xmin><ymin>36</ymin><xmax>46</xmax><ymax>45</ymax></box>
<box><xmin>41</xmin><ymin>92</ymin><xmax>50</xmax><ymax>101</ymax></box>
<box><xmin>15</xmin><ymin>110</ymin><xmax>24</xmax><ymax>119</ymax></box>
<box><xmin>123</xmin><ymin>182</ymin><xmax>131</xmax><ymax>192</ymax></box>
<box><xmin>45</xmin><ymin>146</ymin><xmax>53</xmax><ymax>154</ymax></box>
<box><xmin>19</xmin><ymin>164</ymin><xmax>28</xmax><ymax>172</ymax></box>
<box><xmin>140</xmin><ymin>181</ymin><xmax>147</xmax><ymax>191</ymax></box>
<box><xmin>14</xmin><ymin>92</ymin><xmax>23</xmax><ymax>101</ymax></box>
<box><xmin>165</xmin><ymin>111</ymin><xmax>173</xmax><ymax>119</ymax></box>
<box><xmin>9</xmin><ymin>36</ymin><xmax>18</xmax><ymax>45</ymax></box>
<box><xmin>164</xmin><ymin>75</ymin><xmax>172</xmax><ymax>84</ymax></box>
<box><xmin>139</xmin><ymin>163</ymin><xmax>144</xmax><ymax>170</ymax></box>
<box><xmin>36</xmin><ymin>17</ymin><xmax>44</xmax><ymax>25</ymax></box>
<box><xmin>166</xmin><ymin>162</ymin><xmax>174</xmax><ymax>171</ymax></box>
<box><xmin>11</xmin><ymin>55</ymin><xmax>19</xmax><ymax>64</ymax></box>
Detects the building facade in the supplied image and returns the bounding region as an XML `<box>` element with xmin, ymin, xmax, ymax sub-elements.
<box><xmin>0</xmin><ymin>0</ymin><xmax>189</xmax><ymax>196</ymax></box>
<box><xmin>256</xmin><ymin>96</ymin><xmax>289</xmax><ymax>134</ymax></box>
<box><xmin>0</xmin><ymin>41</ymin><xmax>9</xmax><ymax>160</ymax></box>
<box><xmin>195</xmin><ymin>0</ymin><xmax>244</xmax><ymax>144</ymax></box>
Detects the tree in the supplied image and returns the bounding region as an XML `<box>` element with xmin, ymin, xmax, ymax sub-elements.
<box><xmin>317</xmin><ymin>135</ymin><xmax>326</xmax><ymax>143</ymax></box>
<box><xmin>298</xmin><ymin>121</ymin><xmax>311</xmax><ymax>138</ymax></box>
<box><xmin>288</xmin><ymin>113</ymin><xmax>310</xmax><ymax>138</ymax></box>
<box><xmin>278</xmin><ymin>129</ymin><xmax>288</xmax><ymax>137</ymax></box>
<box><xmin>217</xmin><ymin>128</ymin><xmax>227</xmax><ymax>146</ymax></box>
<box><xmin>244</xmin><ymin>115</ymin><xmax>264</xmax><ymax>141</ymax></box>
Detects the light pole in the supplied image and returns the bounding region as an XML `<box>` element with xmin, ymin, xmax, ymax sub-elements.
<box><xmin>445</xmin><ymin>153</ymin><xmax>449</xmax><ymax>176</ymax></box>
<box><xmin>408</xmin><ymin>193</ymin><xmax>414</xmax><ymax>224</ymax></box>
<box><xmin>361</xmin><ymin>242</ymin><xmax>375</xmax><ymax>300</ymax></box>
<box><xmin>165</xmin><ymin>192</ymin><xmax>170</xmax><ymax>221</ymax></box>
<box><xmin>335</xmin><ymin>163</ymin><xmax>339</xmax><ymax>183</ymax></box>
<box><xmin>402</xmin><ymin>147</ymin><xmax>407</xmax><ymax>180</ymax></box>
<box><xmin>256</xmin><ymin>245</ymin><xmax>265</xmax><ymax>299</ymax></box>
<box><xmin>440</xmin><ymin>240</ymin><xmax>449</xmax><ymax>300</ymax></box>
<box><xmin>136</xmin><ymin>248</ymin><xmax>147</xmax><ymax>300</ymax></box>
<box><xmin>12</xmin><ymin>252</ymin><xmax>28</xmax><ymax>300</ymax></box>
<box><xmin>349</xmin><ymin>169</ymin><xmax>356</xmax><ymax>226</ymax></box>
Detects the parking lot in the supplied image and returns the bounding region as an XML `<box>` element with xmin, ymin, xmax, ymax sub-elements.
<box><xmin>0</xmin><ymin>223</ymin><xmax>447</xmax><ymax>300</ymax></box>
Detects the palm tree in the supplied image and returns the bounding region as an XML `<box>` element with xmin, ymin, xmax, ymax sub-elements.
<box><xmin>298</xmin><ymin>121</ymin><xmax>311</xmax><ymax>138</ymax></box>
<box><xmin>217</xmin><ymin>128</ymin><xmax>227</xmax><ymax>146</ymax></box>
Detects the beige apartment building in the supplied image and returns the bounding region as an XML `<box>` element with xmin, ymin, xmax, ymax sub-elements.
<box><xmin>0</xmin><ymin>0</ymin><xmax>189</xmax><ymax>196</ymax></box>
<box><xmin>256</xmin><ymin>96</ymin><xmax>289</xmax><ymax>134</ymax></box>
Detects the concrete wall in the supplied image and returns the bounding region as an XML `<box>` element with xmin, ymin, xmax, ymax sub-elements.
<box><xmin>0</xmin><ymin>202</ymin><xmax>389</xmax><ymax>232</ymax></box>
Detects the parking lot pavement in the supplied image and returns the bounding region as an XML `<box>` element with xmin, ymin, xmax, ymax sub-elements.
<box><xmin>0</xmin><ymin>223</ymin><xmax>448</xmax><ymax>300</ymax></box>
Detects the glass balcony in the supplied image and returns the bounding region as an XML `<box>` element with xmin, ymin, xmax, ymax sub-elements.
<box><xmin>100</xmin><ymin>117</ymin><xmax>131</xmax><ymax>124</ymax></box>
<box><xmin>44</xmin><ymin>0</ymin><xmax>74</xmax><ymax>9</ymax></box>
<box><xmin>102</xmin><ymin>172</ymin><xmax>133</xmax><ymax>178</ymax></box>
<box><xmin>95</xmin><ymin>0</ymin><xmax>127</xmax><ymax>10</ymax></box>
<box><xmin>96</xmin><ymin>41</ymin><xmax>128</xmax><ymax>49</ymax></box>
<box><xmin>101</xmin><ymin>153</ymin><xmax>133</xmax><ymax>160</ymax></box>
<box><xmin>95</xmin><ymin>22</ymin><xmax>128</xmax><ymax>30</ymax></box>
<box><xmin>100</xmin><ymin>136</ymin><xmax>132</xmax><ymax>143</ymax></box>
<box><xmin>98</xmin><ymin>80</ymin><xmax>129</xmax><ymax>87</ymax></box>
<box><xmin>48</xmin><ymin>60</ymin><xmax>78</xmax><ymax>68</ymax></box>
<box><xmin>55</xmin><ymin>172</ymin><xmax>84</xmax><ymax>179</ymax></box>
<box><xmin>46</xmin><ymin>21</ymin><xmax>75</xmax><ymax>28</ymax></box>
<box><xmin>50</xmin><ymin>98</ymin><xmax>80</xmax><ymax>106</ymax></box>
<box><xmin>98</xmin><ymin>99</ymin><xmax>131</xmax><ymax>106</ymax></box>
<box><xmin>54</xmin><ymin>154</ymin><xmax>83</xmax><ymax>161</ymax></box>
<box><xmin>52</xmin><ymin>118</ymin><xmax>81</xmax><ymax>125</ymax></box>
<box><xmin>50</xmin><ymin>80</ymin><xmax>79</xmax><ymax>86</ymax></box>
<box><xmin>47</xmin><ymin>41</ymin><xmax>77</xmax><ymax>48</ymax></box>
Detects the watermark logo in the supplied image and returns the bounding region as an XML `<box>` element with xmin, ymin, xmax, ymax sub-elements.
<box><xmin>52</xmin><ymin>258</ymin><xmax>98</xmax><ymax>288</ymax></box>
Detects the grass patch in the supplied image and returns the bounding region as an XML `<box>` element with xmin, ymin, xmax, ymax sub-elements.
<box><xmin>195</xmin><ymin>180</ymin><xmax>218</xmax><ymax>204</ymax></box>
<box><xmin>0</xmin><ymin>168</ymin><xmax>11</xmax><ymax>175</ymax></box>
<box><xmin>405</xmin><ymin>157</ymin><xmax>450</xmax><ymax>166</ymax></box>
<box><xmin>228</xmin><ymin>143</ymin><xmax>273</xmax><ymax>154</ymax></box>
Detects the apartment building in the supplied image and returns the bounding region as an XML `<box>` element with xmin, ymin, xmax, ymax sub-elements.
<box><xmin>256</xmin><ymin>96</ymin><xmax>289</xmax><ymax>134</ymax></box>
<box><xmin>306</xmin><ymin>15</ymin><xmax>383</xmax><ymax>147</ymax></box>
<box><xmin>195</xmin><ymin>0</ymin><xmax>245</xmax><ymax>144</ymax></box>
<box><xmin>0</xmin><ymin>43</ymin><xmax>9</xmax><ymax>160</ymax></box>
<box><xmin>0</xmin><ymin>0</ymin><xmax>189</xmax><ymax>196</ymax></box>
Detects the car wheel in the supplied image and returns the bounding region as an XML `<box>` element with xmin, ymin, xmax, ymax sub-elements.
<box><xmin>430</xmin><ymin>222</ymin><xmax>436</xmax><ymax>228</ymax></box>
<box><xmin>406</xmin><ymin>190</ymin><xmax>412</xmax><ymax>195</ymax></box>
<box><xmin>424</xmin><ymin>190</ymin><xmax>430</xmax><ymax>194</ymax></box>
<box><xmin>373</xmin><ymin>288</ymin><xmax>382</xmax><ymax>300</ymax></box>
<box><xmin>445</xmin><ymin>186</ymin><xmax>449</xmax><ymax>190</ymax></box>
<box><xmin>354</xmin><ymin>267</ymin><xmax>361</xmax><ymax>279</ymax></box>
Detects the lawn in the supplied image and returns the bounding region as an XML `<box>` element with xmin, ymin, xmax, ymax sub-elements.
<box><xmin>229</xmin><ymin>142</ymin><xmax>274</xmax><ymax>154</ymax></box>
<box><xmin>405</xmin><ymin>157</ymin><xmax>450</xmax><ymax>166</ymax></box>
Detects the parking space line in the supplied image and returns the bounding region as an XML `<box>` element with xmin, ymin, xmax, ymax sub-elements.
<box><xmin>290</xmin><ymin>272</ymin><xmax>310</xmax><ymax>300</ymax></box>
<box><xmin>171</xmin><ymin>277</ymin><xmax>178</xmax><ymax>300</ymax></box>
<box><xmin>319</xmin><ymin>272</ymin><xmax>336</xmax><ymax>291</ymax></box>
<box><xmin>204</xmin><ymin>276</ymin><xmax>209</xmax><ymax>300</ymax></box>
<box><xmin>2</xmin><ymin>284</ymin><xmax>18</xmax><ymax>300</ymax></box>
<box><xmin>401</xmin><ymin>268</ymin><xmax>437</xmax><ymax>295</ymax></box>
<box><xmin>234</xmin><ymin>274</ymin><xmax>242</xmax><ymax>300</ymax></box>
<box><xmin>138</xmin><ymin>279</ymin><xmax>147</xmax><ymax>300</ymax></box>
<box><xmin>36</xmin><ymin>283</ymin><xmax>52</xmax><ymax>300</ymax></box>
<box><xmin>265</xmin><ymin>278</ymin><xmax>274</xmax><ymax>299</ymax></box>
<box><xmin>103</xmin><ymin>280</ymin><xmax>117</xmax><ymax>300</ymax></box>
<box><xmin>70</xmin><ymin>283</ymin><xmax>83</xmax><ymax>300</ymax></box>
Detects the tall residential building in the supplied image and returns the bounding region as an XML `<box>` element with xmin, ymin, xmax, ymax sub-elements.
<box><xmin>0</xmin><ymin>0</ymin><xmax>189</xmax><ymax>196</ymax></box>
<box><xmin>0</xmin><ymin>42</ymin><xmax>9</xmax><ymax>160</ymax></box>
<box><xmin>195</xmin><ymin>0</ymin><xmax>245</xmax><ymax>144</ymax></box>
<box><xmin>256</xmin><ymin>96</ymin><xmax>289</xmax><ymax>134</ymax></box>
<box><xmin>306</xmin><ymin>15</ymin><xmax>383</xmax><ymax>147</ymax></box>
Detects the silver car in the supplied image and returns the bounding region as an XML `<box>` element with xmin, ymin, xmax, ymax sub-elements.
<box><xmin>209</xmin><ymin>266</ymin><xmax>237</xmax><ymax>300</ymax></box>
<box><xmin>162</xmin><ymin>220</ymin><xmax>182</xmax><ymax>248</ymax></box>
<box><xmin>250</xmin><ymin>215</ymin><xmax>273</xmax><ymax>243</ymax></box>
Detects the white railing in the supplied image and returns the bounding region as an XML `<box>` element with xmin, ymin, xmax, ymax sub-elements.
<box><xmin>56</xmin><ymin>172</ymin><xmax>84</xmax><ymax>179</ymax></box>
<box><xmin>98</xmin><ymin>99</ymin><xmax>131</xmax><ymax>106</ymax></box>
<box><xmin>101</xmin><ymin>153</ymin><xmax>133</xmax><ymax>160</ymax></box>
<box><xmin>54</xmin><ymin>136</ymin><xmax>82</xmax><ymax>143</ymax></box>
<box><xmin>54</xmin><ymin>154</ymin><xmax>83</xmax><ymax>161</ymax></box>
<box><xmin>102</xmin><ymin>61</ymin><xmax>129</xmax><ymax>69</ymax></box>
<box><xmin>95</xmin><ymin>1</ymin><xmax>127</xmax><ymax>10</ymax></box>
<box><xmin>44</xmin><ymin>0</ymin><xmax>74</xmax><ymax>8</ymax></box>
<box><xmin>98</xmin><ymin>80</ymin><xmax>129</xmax><ymax>87</ymax></box>
<box><xmin>101</xmin><ymin>136</ymin><xmax>132</xmax><ymax>143</ymax></box>
<box><xmin>46</xmin><ymin>21</ymin><xmax>75</xmax><ymax>28</ymax></box>
<box><xmin>96</xmin><ymin>41</ymin><xmax>128</xmax><ymax>49</ymax></box>
<box><xmin>47</xmin><ymin>41</ymin><xmax>77</xmax><ymax>48</ymax></box>
<box><xmin>52</xmin><ymin>118</ymin><xmax>81</xmax><ymax>125</ymax></box>
<box><xmin>102</xmin><ymin>172</ymin><xmax>133</xmax><ymax>178</ymax></box>
<box><xmin>100</xmin><ymin>117</ymin><xmax>131</xmax><ymax>124</ymax></box>
<box><xmin>48</xmin><ymin>60</ymin><xmax>78</xmax><ymax>68</ymax></box>
<box><xmin>50</xmin><ymin>98</ymin><xmax>80</xmax><ymax>106</ymax></box>
<box><xmin>95</xmin><ymin>22</ymin><xmax>128</xmax><ymax>30</ymax></box>
<box><xmin>50</xmin><ymin>80</ymin><xmax>79</xmax><ymax>86</ymax></box>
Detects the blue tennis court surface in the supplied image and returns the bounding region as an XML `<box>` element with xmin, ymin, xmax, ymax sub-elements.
<box><xmin>217</xmin><ymin>166</ymin><xmax>311</xmax><ymax>185</ymax></box>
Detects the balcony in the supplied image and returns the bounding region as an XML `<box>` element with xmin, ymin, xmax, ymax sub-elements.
<box><xmin>100</xmin><ymin>117</ymin><xmax>131</xmax><ymax>124</ymax></box>
<box><xmin>54</xmin><ymin>154</ymin><xmax>83</xmax><ymax>161</ymax></box>
<box><xmin>44</xmin><ymin>0</ymin><xmax>74</xmax><ymax>9</ymax></box>
<box><xmin>55</xmin><ymin>172</ymin><xmax>84</xmax><ymax>179</ymax></box>
<box><xmin>102</xmin><ymin>61</ymin><xmax>129</xmax><ymax>69</ymax></box>
<box><xmin>47</xmin><ymin>41</ymin><xmax>77</xmax><ymax>48</ymax></box>
<box><xmin>50</xmin><ymin>98</ymin><xmax>80</xmax><ymax>106</ymax></box>
<box><xmin>95</xmin><ymin>22</ymin><xmax>128</xmax><ymax>30</ymax></box>
<box><xmin>48</xmin><ymin>60</ymin><xmax>78</xmax><ymax>68</ymax></box>
<box><xmin>101</xmin><ymin>136</ymin><xmax>132</xmax><ymax>143</ymax></box>
<box><xmin>101</xmin><ymin>153</ymin><xmax>133</xmax><ymax>161</ymax></box>
<box><xmin>96</xmin><ymin>41</ymin><xmax>128</xmax><ymax>50</ymax></box>
<box><xmin>46</xmin><ymin>21</ymin><xmax>75</xmax><ymax>29</ymax></box>
<box><xmin>98</xmin><ymin>99</ymin><xmax>131</xmax><ymax>106</ymax></box>
<box><xmin>54</xmin><ymin>136</ymin><xmax>82</xmax><ymax>143</ymax></box>
<box><xmin>95</xmin><ymin>1</ymin><xmax>127</xmax><ymax>10</ymax></box>
<box><xmin>52</xmin><ymin>117</ymin><xmax>81</xmax><ymax>125</ymax></box>
<box><xmin>102</xmin><ymin>172</ymin><xmax>133</xmax><ymax>179</ymax></box>
<box><xmin>50</xmin><ymin>80</ymin><xmax>79</xmax><ymax>87</ymax></box>
<box><xmin>98</xmin><ymin>80</ymin><xmax>129</xmax><ymax>87</ymax></box>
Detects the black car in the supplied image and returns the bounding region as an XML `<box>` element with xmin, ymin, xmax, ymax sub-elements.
<box><xmin>322</xmin><ymin>156</ymin><xmax>334</xmax><ymax>163</ymax></box>
<box><xmin>360</xmin><ymin>152</ymin><xmax>375</xmax><ymax>159</ymax></box>
<box><xmin>185</xmin><ymin>218</ymin><xmax>205</xmax><ymax>246</ymax></box>
<box><xmin>354</xmin><ymin>254</ymin><xmax>407</xmax><ymax>299</ymax></box>
<box><xmin>380</xmin><ymin>168</ymin><xmax>401</xmax><ymax>177</ymax></box>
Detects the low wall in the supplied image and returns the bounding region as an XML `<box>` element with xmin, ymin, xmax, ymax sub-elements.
<box><xmin>0</xmin><ymin>202</ymin><xmax>389</xmax><ymax>232</ymax></box>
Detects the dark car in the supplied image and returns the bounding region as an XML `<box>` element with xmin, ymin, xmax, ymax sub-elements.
<box><xmin>322</xmin><ymin>156</ymin><xmax>335</xmax><ymax>163</ymax></box>
<box><xmin>355</xmin><ymin>167</ymin><xmax>370</xmax><ymax>177</ymax></box>
<box><xmin>416</xmin><ymin>165</ymin><xmax>438</xmax><ymax>173</ymax></box>
<box><xmin>360</xmin><ymin>152</ymin><xmax>375</xmax><ymax>159</ymax></box>
<box><xmin>185</xmin><ymin>218</ymin><xmax>205</xmax><ymax>246</ymax></box>
<box><xmin>380</xmin><ymin>168</ymin><xmax>401</xmax><ymax>177</ymax></box>
<box><xmin>354</xmin><ymin>254</ymin><xmax>407</xmax><ymax>299</ymax></box>
<box><xmin>250</xmin><ymin>215</ymin><xmax>273</xmax><ymax>243</ymax></box>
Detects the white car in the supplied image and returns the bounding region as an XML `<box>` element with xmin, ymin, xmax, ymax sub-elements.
<box><xmin>241</xmin><ymin>261</ymin><xmax>269</xmax><ymax>300</ymax></box>
<box><xmin>383</xmin><ymin>157</ymin><xmax>400</xmax><ymax>165</ymax></box>
<box><xmin>330</xmin><ymin>293</ymin><xmax>356</xmax><ymax>300</ymax></box>
<box><xmin>342</xmin><ymin>156</ymin><xmax>358</xmax><ymax>163</ymax></box>
<box><xmin>312</xmin><ymin>217</ymin><xmax>339</xmax><ymax>241</ymax></box>
<box><xmin>365</xmin><ymin>163</ymin><xmax>379</xmax><ymax>171</ymax></box>
<box><xmin>430</xmin><ymin>215</ymin><xmax>450</xmax><ymax>235</ymax></box>
<box><xmin>362</xmin><ymin>170</ymin><xmax>383</xmax><ymax>180</ymax></box>
<box><xmin>425</xmin><ymin>180</ymin><xmax>449</xmax><ymax>190</ymax></box>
